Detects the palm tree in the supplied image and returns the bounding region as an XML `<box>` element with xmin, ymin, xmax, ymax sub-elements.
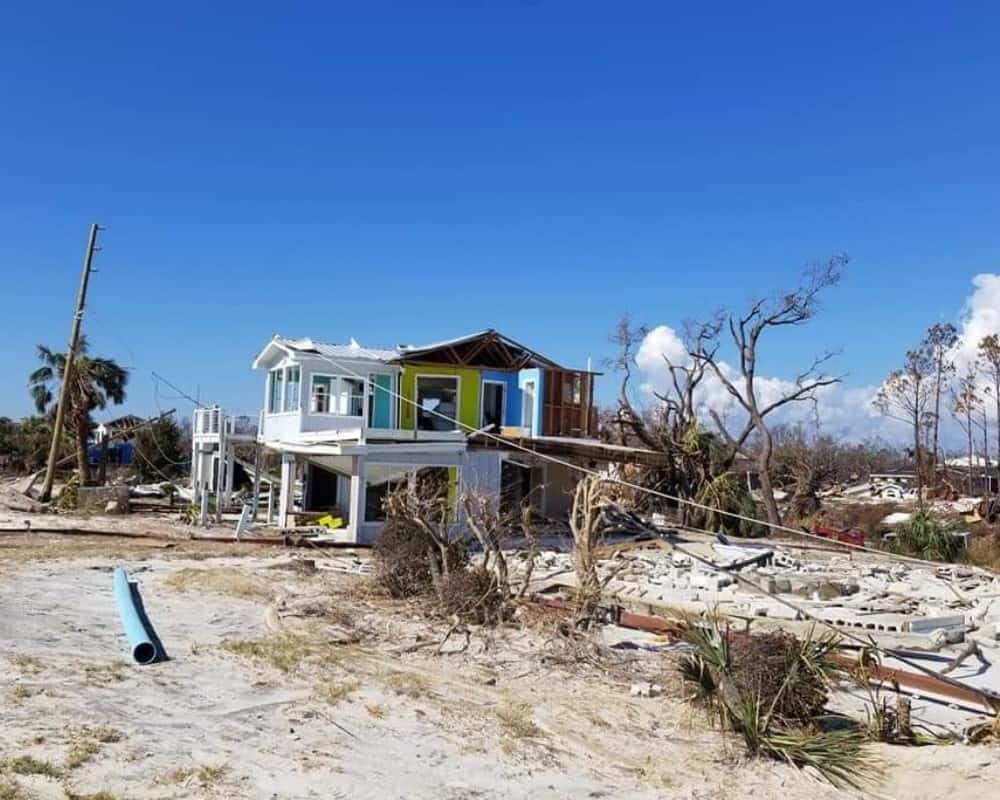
<box><xmin>28</xmin><ymin>337</ymin><xmax>128</xmax><ymax>486</ymax></box>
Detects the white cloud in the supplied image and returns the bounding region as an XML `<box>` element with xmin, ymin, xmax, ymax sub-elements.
<box><xmin>953</xmin><ymin>273</ymin><xmax>1000</xmax><ymax>374</ymax></box>
<box><xmin>634</xmin><ymin>324</ymin><xmax>885</xmax><ymax>442</ymax></box>
<box><xmin>634</xmin><ymin>274</ymin><xmax>1000</xmax><ymax>447</ymax></box>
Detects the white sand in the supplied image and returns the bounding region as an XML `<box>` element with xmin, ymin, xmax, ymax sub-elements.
<box><xmin>0</xmin><ymin>533</ymin><xmax>998</xmax><ymax>799</ymax></box>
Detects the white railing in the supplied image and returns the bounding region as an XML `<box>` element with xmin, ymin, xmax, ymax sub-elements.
<box><xmin>193</xmin><ymin>406</ymin><xmax>222</xmax><ymax>438</ymax></box>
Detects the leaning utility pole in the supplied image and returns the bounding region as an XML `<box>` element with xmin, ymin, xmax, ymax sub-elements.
<box><xmin>38</xmin><ymin>224</ymin><xmax>102</xmax><ymax>503</ymax></box>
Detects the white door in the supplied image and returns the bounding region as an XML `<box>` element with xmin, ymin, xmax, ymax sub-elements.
<box><xmin>522</xmin><ymin>381</ymin><xmax>535</xmax><ymax>436</ymax></box>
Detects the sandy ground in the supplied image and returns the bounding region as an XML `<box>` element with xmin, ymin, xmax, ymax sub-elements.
<box><xmin>1</xmin><ymin>526</ymin><xmax>999</xmax><ymax>799</ymax></box>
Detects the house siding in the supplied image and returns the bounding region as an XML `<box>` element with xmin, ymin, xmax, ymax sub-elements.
<box><xmin>479</xmin><ymin>370</ymin><xmax>521</xmax><ymax>427</ymax></box>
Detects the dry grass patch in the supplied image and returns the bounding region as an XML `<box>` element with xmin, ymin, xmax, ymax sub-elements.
<box><xmin>496</xmin><ymin>701</ymin><xmax>541</xmax><ymax>739</ymax></box>
<box><xmin>83</xmin><ymin>727</ymin><xmax>123</xmax><ymax>745</ymax></box>
<box><xmin>6</xmin><ymin>686</ymin><xmax>35</xmax><ymax>705</ymax></box>
<box><xmin>65</xmin><ymin>792</ymin><xmax>120</xmax><ymax>800</ymax></box>
<box><xmin>65</xmin><ymin>740</ymin><xmax>100</xmax><ymax>770</ymax></box>
<box><xmin>385</xmin><ymin>671</ymin><xmax>432</xmax><ymax>699</ymax></box>
<box><xmin>9</xmin><ymin>654</ymin><xmax>44</xmax><ymax>676</ymax></box>
<box><xmin>314</xmin><ymin>677</ymin><xmax>361</xmax><ymax>706</ymax></box>
<box><xmin>222</xmin><ymin>634</ymin><xmax>312</xmax><ymax>673</ymax></box>
<box><xmin>3</xmin><ymin>754</ymin><xmax>61</xmax><ymax>778</ymax></box>
<box><xmin>161</xmin><ymin>763</ymin><xmax>229</xmax><ymax>788</ymax></box>
<box><xmin>0</xmin><ymin>778</ymin><xmax>28</xmax><ymax>800</ymax></box>
<box><xmin>81</xmin><ymin>662</ymin><xmax>127</xmax><ymax>684</ymax></box>
<box><xmin>62</xmin><ymin>727</ymin><xmax>123</xmax><ymax>770</ymax></box>
<box><xmin>165</xmin><ymin>567</ymin><xmax>274</xmax><ymax>601</ymax></box>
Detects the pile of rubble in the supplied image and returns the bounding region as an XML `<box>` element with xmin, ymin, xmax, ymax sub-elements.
<box><xmin>518</xmin><ymin>534</ymin><xmax>1000</xmax><ymax>735</ymax></box>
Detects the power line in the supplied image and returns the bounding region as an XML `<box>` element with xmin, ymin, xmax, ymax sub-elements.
<box><xmin>297</xmin><ymin>348</ymin><xmax>995</xmax><ymax>577</ymax></box>
<box><xmin>291</xmin><ymin>348</ymin><xmax>999</xmax><ymax>710</ymax></box>
<box><xmin>152</xmin><ymin>371</ymin><xmax>205</xmax><ymax>408</ymax></box>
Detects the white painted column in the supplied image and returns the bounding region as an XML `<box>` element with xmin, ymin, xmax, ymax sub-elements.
<box><xmin>278</xmin><ymin>452</ymin><xmax>296</xmax><ymax>528</ymax></box>
<box><xmin>190</xmin><ymin>432</ymin><xmax>199</xmax><ymax>490</ymax></box>
<box><xmin>265</xmin><ymin>481</ymin><xmax>274</xmax><ymax>525</ymax></box>
<box><xmin>251</xmin><ymin>443</ymin><xmax>261</xmax><ymax>521</ymax></box>
<box><xmin>348</xmin><ymin>455</ymin><xmax>366</xmax><ymax>544</ymax></box>
<box><xmin>199</xmin><ymin>484</ymin><xmax>210</xmax><ymax>527</ymax></box>
<box><xmin>223</xmin><ymin>442</ymin><xmax>235</xmax><ymax>507</ymax></box>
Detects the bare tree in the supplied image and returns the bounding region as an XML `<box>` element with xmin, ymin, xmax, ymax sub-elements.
<box><xmin>979</xmin><ymin>334</ymin><xmax>1000</xmax><ymax>489</ymax></box>
<box><xmin>875</xmin><ymin>345</ymin><xmax>935</xmax><ymax>501</ymax></box>
<box><xmin>691</xmin><ymin>256</ymin><xmax>847</xmax><ymax>527</ymax></box>
<box><xmin>923</xmin><ymin>323</ymin><xmax>959</xmax><ymax>485</ymax></box>
<box><xmin>978</xmin><ymin>399</ymin><xmax>991</xmax><ymax>503</ymax></box>
<box><xmin>952</xmin><ymin>363</ymin><xmax>980</xmax><ymax>495</ymax></box>
<box><xmin>381</xmin><ymin>473</ymin><xmax>461</xmax><ymax>598</ymax></box>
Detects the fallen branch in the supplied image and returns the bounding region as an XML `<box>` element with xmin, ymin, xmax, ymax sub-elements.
<box><xmin>940</xmin><ymin>641</ymin><xmax>991</xmax><ymax>676</ymax></box>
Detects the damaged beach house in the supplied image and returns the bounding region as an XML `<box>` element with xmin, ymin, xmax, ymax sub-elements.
<box><xmin>190</xmin><ymin>329</ymin><xmax>666</xmax><ymax>541</ymax></box>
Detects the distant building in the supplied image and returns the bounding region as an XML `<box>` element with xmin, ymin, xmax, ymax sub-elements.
<box><xmin>87</xmin><ymin>414</ymin><xmax>145</xmax><ymax>467</ymax></box>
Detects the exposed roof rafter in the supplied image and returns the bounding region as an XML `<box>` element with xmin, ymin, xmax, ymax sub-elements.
<box><xmin>393</xmin><ymin>329</ymin><xmax>564</xmax><ymax>371</ymax></box>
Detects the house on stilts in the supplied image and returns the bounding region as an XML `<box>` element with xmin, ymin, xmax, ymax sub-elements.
<box><xmin>191</xmin><ymin>329</ymin><xmax>667</xmax><ymax>542</ymax></box>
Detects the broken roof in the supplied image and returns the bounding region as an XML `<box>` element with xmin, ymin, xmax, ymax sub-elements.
<box><xmin>393</xmin><ymin>329</ymin><xmax>565</xmax><ymax>370</ymax></box>
<box><xmin>253</xmin><ymin>329</ymin><xmax>580</xmax><ymax>372</ymax></box>
<box><xmin>252</xmin><ymin>336</ymin><xmax>399</xmax><ymax>368</ymax></box>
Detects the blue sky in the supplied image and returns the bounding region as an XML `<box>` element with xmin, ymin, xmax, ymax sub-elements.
<box><xmin>2</xmin><ymin>2</ymin><xmax>999</xmax><ymax>427</ymax></box>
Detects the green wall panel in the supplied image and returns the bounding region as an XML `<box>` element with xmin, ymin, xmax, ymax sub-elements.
<box><xmin>399</xmin><ymin>364</ymin><xmax>481</xmax><ymax>431</ymax></box>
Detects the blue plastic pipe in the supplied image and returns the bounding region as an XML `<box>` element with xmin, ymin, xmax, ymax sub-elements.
<box><xmin>113</xmin><ymin>567</ymin><xmax>159</xmax><ymax>665</ymax></box>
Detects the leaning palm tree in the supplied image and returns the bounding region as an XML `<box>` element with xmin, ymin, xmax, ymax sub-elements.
<box><xmin>28</xmin><ymin>337</ymin><xmax>128</xmax><ymax>486</ymax></box>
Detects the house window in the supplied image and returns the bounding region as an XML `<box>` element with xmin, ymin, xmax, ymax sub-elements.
<box><xmin>309</xmin><ymin>374</ymin><xmax>365</xmax><ymax>416</ymax></box>
<box><xmin>363</xmin><ymin>465</ymin><xmax>459</xmax><ymax>523</ymax></box>
<box><xmin>339</xmin><ymin>378</ymin><xmax>365</xmax><ymax>416</ymax></box>
<box><xmin>415</xmin><ymin>466</ymin><xmax>457</xmax><ymax>522</ymax></box>
<box><xmin>311</xmin><ymin>375</ymin><xmax>332</xmax><ymax>413</ymax></box>
<box><xmin>481</xmin><ymin>381</ymin><xmax>506</xmax><ymax>430</ymax></box>
<box><xmin>363</xmin><ymin>464</ymin><xmax>410</xmax><ymax>521</ymax></box>
<box><xmin>268</xmin><ymin>369</ymin><xmax>284</xmax><ymax>413</ymax></box>
<box><xmin>416</xmin><ymin>376</ymin><xmax>459</xmax><ymax>431</ymax></box>
<box><xmin>285</xmin><ymin>367</ymin><xmax>301</xmax><ymax>411</ymax></box>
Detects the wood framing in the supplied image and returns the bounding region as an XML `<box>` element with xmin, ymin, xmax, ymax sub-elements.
<box><xmin>393</xmin><ymin>329</ymin><xmax>564</xmax><ymax>371</ymax></box>
<box><xmin>541</xmin><ymin>368</ymin><xmax>597</xmax><ymax>437</ymax></box>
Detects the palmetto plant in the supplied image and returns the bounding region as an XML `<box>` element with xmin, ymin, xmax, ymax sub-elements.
<box><xmin>28</xmin><ymin>336</ymin><xmax>128</xmax><ymax>486</ymax></box>
<box><xmin>678</xmin><ymin>614</ymin><xmax>878</xmax><ymax>788</ymax></box>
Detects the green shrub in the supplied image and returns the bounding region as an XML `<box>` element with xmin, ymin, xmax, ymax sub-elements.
<box><xmin>692</xmin><ymin>473</ymin><xmax>767</xmax><ymax>537</ymax></box>
<box><xmin>885</xmin><ymin>508</ymin><xmax>964</xmax><ymax>562</ymax></box>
